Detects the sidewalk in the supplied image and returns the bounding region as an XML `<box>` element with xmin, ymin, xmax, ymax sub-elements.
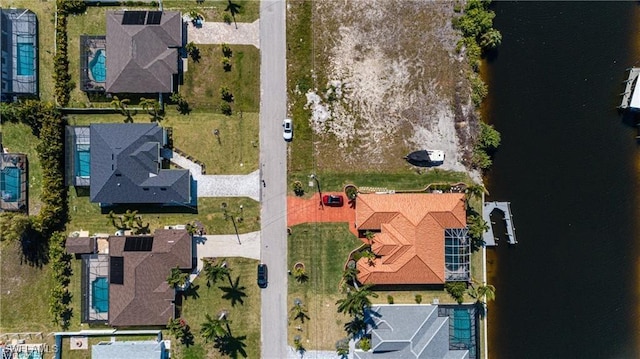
<box><xmin>186</xmin><ymin>19</ymin><xmax>260</xmax><ymax>48</ymax></box>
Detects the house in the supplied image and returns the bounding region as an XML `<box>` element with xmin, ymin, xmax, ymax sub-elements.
<box><xmin>65</xmin><ymin>123</ymin><xmax>193</xmax><ymax>207</ymax></box>
<box><xmin>80</xmin><ymin>229</ymin><xmax>192</xmax><ymax>326</ymax></box>
<box><xmin>0</xmin><ymin>8</ymin><xmax>38</xmax><ymax>102</ymax></box>
<box><xmin>355</xmin><ymin>193</ymin><xmax>470</xmax><ymax>286</ymax></box>
<box><xmin>353</xmin><ymin>304</ymin><xmax>478</xmax><ymax>359</ymax></box>
<box><xmin>105</xmin><ymin>10</ymin><xmax>182</xmax><ymax>94</ymax></box>
<box><xmin>92</xmin><ymin>340</ymin><xmax>168</xmax><ymax>359</ymax></box>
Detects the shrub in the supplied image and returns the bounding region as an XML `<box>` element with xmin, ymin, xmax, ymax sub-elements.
<box><xmin>415</xmin><ymin>294</ymin><xmax>423</xmax><ymax>304</ymax></box>
<box><xmin>292</xmin><ymin>181</ymin><xmax>304</xmax><ymax>196</ymax></box>
<box><xmin>221</xmin><ymin>57</ymin><xmax>232</xmax><ymax>72</ymax></box>
<box><xmin>223</xmin><ymin>13</ymin><xmax>232</xmax><ymax>24</ymax></box>
<box><xmin>469</xmin><ymin>73</ymin><xmax>488</xmax><ymax>107</ymax></box>
<box><xmin>219</xmin><ymin>102</ymin><xmax>232</xmax><ymax>116</ymax></box>
<box><xmin>445</xmin><ymin>282</ymin><xmax>467</xmax><ymax>304</ymax></box>
<box><xmin>387</xmin><ymin>295</ymin><xmax>394</xmax><ymax>304</ymax></box>
<box><xmin>220</xmin><ymin>86</ymin><xmax>234</xmax><ymax>102</ymax></box>
<box><xmin>221</xmin><ymin>43</ymin><xmax>232</xmax><ymax>57</ymax></box>
<box><xmin>57</xmin><ymin>0</ymin><xmax>87</xmax><ymax>15</ymax></box>
<box><xmin>358</xmin><ymin>337</ymin><xmax>371</xmax><ymax>351</ymax></box>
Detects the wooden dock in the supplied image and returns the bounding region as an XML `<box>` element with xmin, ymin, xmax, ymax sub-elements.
<box><xmin>482</xmin><ymin>201</ymin><xmax>518</xmax><ymax>246</ymax></box>
<box><xmin>619</xmin><ymin>68</ymin><xmax>640</xmax><ymax>109</ymax></box>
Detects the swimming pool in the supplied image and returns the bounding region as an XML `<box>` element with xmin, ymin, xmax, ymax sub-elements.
<box><xmin>92</xmin><ymin>277</ymin><xmax>109</xmax><ymax>313</ymax></box>
<box><xmin>76</xmin><ymin>145</ymin><xmax>91</xmax><ymax>177</ymax></box>
<box><xmin>16</xmin><ymin>351</ymin><xmax>41</xmax><ymax>359</ymax></box>
<box><xmin>1</xmin><ymin>167</ymin><xmax>21</xmax><ymax>202</ymax></box>
<box><xmin>89</xmin><ymin>49</ymin><xmax>106</xmax><ymax>83</ymax></box>
<box><xmin>16</xmin><ymin>43</ymin><xmax>34</xmax><ymax>76</ymax></box>
<box><xmin>452</xmin><ymin>308</ymin><xmax>471</xmax><ymax>343</ymax></box>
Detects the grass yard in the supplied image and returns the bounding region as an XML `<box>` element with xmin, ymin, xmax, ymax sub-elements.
<box><xmin>1</xmin><ymin>122</ymin><xmax>43</xmax><ymax>215</ymax></box>
<box><xmin>67</xmin><ymin>6</ymin><xmax>110</xmax><ymax>108</ymax></box>
<box><xmin>2</xmin><ymin>1</ymin><xmax>56</xmax><ymax>102</ymax></box>
<box><xmin>286</xmin><ymin>0</ymin><xmax>316</xmax><ymax>174</ymax></box>
<box><xmin>66</xmin><ymin>109</ymin><xmax>260</xmax><ymax>175</ymax></box>
<box><xmin>176</xmin><ymin>257</ymin><xmax>261</xmax><ymax>359</ymax></box>
<box><xmin>68</xmin><ymin>190</ymin><xmax>260</xmax><ymax>235</ymax></box>
<box><xmin>287</xmin><ymin>223</ymin><xmax>362</xmax><ymax>350</ymax></box>
<box><xmin>289</xmin><ymin>169</ymin><xmax>472</xmax><ymax>195</ymax></box>
<box><xmin>181</xmin><ymin>44</ymin><xmax>260</xmax><ymax>113</ymax></box>
<box><xmin>163</xmin><ymin>0</ymin><xmax>260</xmax><ymax>23</ymax></box>
<box><xmin>0</xmin><ymin>241</ymin><xmax>54</xmax><ymax>333</ymax></box>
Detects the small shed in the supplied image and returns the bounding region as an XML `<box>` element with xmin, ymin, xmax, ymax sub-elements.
<box><xmin>66</xmin><ymin>236</ymin><xmax>97</xmax><ymax>257</ymax></box>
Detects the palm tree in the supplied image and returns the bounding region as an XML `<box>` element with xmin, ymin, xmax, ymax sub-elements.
<box><xmin>290</xmin><ymin>299</ymin><xmax>310</xmax><ymax>324</ymax></box>
<box><xmin>140</xmin><ymin>97</ymin><xmax>163</xmax><ymax>122</ymax></box>
<box><xmin>219</xmin><ymin>276</ymin><xmax>247</xmax><ymax>307</ymax></box>
<box><xmin>214</xmin><ymin>333</ymin><xmax>248</xmax><ymax>358</ymax></box>
<box><xmin>343</xmin><ymin>315</ymin><xmax>367</xmax><ymax>338</ymax></box>
<box><xmin>293</xmin><ymin>265</ymin><xmax>308</xmax><ymax>284</ymax></box>
<box><xmin>476</xmin><ymin>284</ymin><xmax>496</xmax><ymax>303</ymax></box>
<box><xmin>201</xmin><ymin>313</ymin><xmax>230</xmax><ymax>343</ymax></box>
<box><xmin>225</xmin><ymin>0</ymin><xmax>241</xmax><ymax>29</ymax></box>
<box><xmin>467</xmin><ymin>214</ymin><xmax>489</xmax><ymax>240</ymax></box>
<box><xmin>132</xmin><ymin>216</ymin><xmax>150</xmax><ymax>235</ymax></box>
<box><xmin>110</xmin><ymin>96</ymin><xmax>134</xmax><ymax>122</ymax></box>
<box><xmin>465</xmin><ymin>184</ymin><xmax>486</xmax><ymax>201</ymax></box>
<box><xmin>122</xmin><ymin>209</ymin><xmax>138</xmax><ymax>229</ymax></box>
<box><xmin>342</xmin><ymin>266</ymin><xmax>360</xmax><ymax>289</ymax></box>
<box><xmin>336</xmin><ymin>284</ymin><xmax>378</xmax><ymax>317</ymax></box>
<box><xmin>202</xmin><ymin>259</ymin><xmax>230</xmax><ymax>288</ymax></box>
<box><xmin>167</xmin><ymin>266</ymin><xmax>189</xmax><ymax>289</ymax></box>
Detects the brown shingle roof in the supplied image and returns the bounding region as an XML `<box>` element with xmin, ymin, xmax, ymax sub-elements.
<box><xmin>65</xmin><ymin>236</ymin><xmax>96</xmax><ymax>254</ymax></box>
<box><xmin>355</xmin><ymin>193</ymin><xmax>466</xmax><ymax>285</ymax></box>
<box><xmin>108</xmin><ymin>229</ymin><xmax>192</xmax><ymax>327</ymax></box>
<box><xmin>105</xmin><ymin>11</ymin><xmax>182</xmax><ymax>93</ymax></box>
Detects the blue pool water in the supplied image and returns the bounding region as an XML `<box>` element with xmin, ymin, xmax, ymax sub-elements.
<box><xmin>452</xmin><ymin>308</ymin><xmax>471</xmax><ymax>343</ymax></box>
<box><xmin>76</xmin><ymin>150</ymin><xmax>90</xmax><ymax>177</ymax></box>
<box><xmin>89</xmin><ymin>49</ymin><xmax>106</xmax><ymax>83</ymax></box>
<box><xmin>92</xmin><ymin>277</ymin><xmax>109</xmax><ymax>313</ymax></box>
<box><xmin>16</xmin><ymin>43</ymin><xmax>34</xmax><ymax>76</ymax></box>
<box><xmin>1</xmin><ymin>167</ymin><xmax>21</xmax><ymax>202</ymax></box>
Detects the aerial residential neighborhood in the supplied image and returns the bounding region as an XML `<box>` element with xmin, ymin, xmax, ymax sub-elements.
<box><xmin>0</xmin><ymin>1</ymin><xmax>503</xmax><ymax>359</ymax></box>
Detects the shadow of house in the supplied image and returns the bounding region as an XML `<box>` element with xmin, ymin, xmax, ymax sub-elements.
<box><xmin>0</xmin><ymin>9</ymin><xmax>38</xmax><ymax>102</ymax></box>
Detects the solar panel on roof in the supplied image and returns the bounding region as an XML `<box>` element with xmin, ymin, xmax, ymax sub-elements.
<box><xmin>146</xmin><ymin>11</ymin><xmax>162</xmax><ymax>25</ymax></box>
<box><xmin>124</xmin><ymin>236</ymin><xmax>153</xmax><ymax>252</ymax></box>
<box><xmin>110</xmin><ymin>256</ymin><xmax>124</xmax><ymax>285</ymax></box>
<box><xmin>122</xmin><ymin>11</ymin><xmax>147</xmax><ymax>25</ymax></box>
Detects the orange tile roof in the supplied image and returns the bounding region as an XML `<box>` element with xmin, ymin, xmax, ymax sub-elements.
<box><xmin>355</xmin><ymin>193</ymin><xmax>466</xmax><ymax>285</ymax></box>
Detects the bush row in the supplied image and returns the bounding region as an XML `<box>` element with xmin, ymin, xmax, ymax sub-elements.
<box><xmin>48</xmin><ymin>231</ymin><xmax>73</xmax><ymax>329</ymax></box>
<box><xmin>54</xmin><ymin>2</ymin><xmax>76</xmax><ymax>107</ymax></box>
<box><xmin>36</xmin><ymin>107</ymin><xmax>69</xmax><ymax>235</ymax></box>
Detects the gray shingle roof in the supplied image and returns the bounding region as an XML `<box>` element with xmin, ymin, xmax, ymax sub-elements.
<box><xmin>108</xmin><ymin>229</ymin><xmax>192</xmax><ymax>327</ymax></box>
<box><xmin>89</xmin><ymin>123</ymin><xmax>191</xmax><ymax>205</ymax></box>
<box><xmin>105</xmin><ymin>11</ymin><xmax>182</xmax><ymax>93</ymax></box>
<box><xmin>354</xmin><ymin>305</ymin><xmax>470</xmax><ymax>359</ymax></box>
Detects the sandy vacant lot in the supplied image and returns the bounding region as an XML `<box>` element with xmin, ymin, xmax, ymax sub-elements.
<box><xmin>305</xmin><ymin>0</ymin><xmax>480</xmax><ymax>180</ymax></box>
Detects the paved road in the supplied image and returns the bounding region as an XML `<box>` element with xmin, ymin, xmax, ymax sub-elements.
<box><xmin>259</xmin><ymin>1</ymin><xmax>288</xmax><ymax>358</ymax></box>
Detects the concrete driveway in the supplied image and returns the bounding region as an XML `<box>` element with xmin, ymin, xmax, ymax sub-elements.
<box><xmin>186</xmin><ymin>19</ymin><xmax>260</xmax><ymax>48</ymax></box>
<box><xmin>190</xmin><ymin>231</ymin><xmax>261</xmax><ymax>282</ymax></box>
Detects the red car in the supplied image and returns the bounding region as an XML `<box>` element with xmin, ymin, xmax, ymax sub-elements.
<box><xmin>322</xmin><ymin>194</ymin><xmax>344</xmax><ymax>207</ymax></box>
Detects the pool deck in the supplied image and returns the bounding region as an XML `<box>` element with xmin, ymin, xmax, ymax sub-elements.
<box><xmin>0</xmin><ymin>153</ymin><xmax>28</xmax><ymax>212</ymax></box>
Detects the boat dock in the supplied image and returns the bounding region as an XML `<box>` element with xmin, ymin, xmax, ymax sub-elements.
<box><xmin>619</xmin><ymin>68</ymin><xmax>640</xmax><ymax>109</ymax></box>
<box><xmin>482</xmin><ymin>201</ymin><xmax>517</xmax><ymax>246</ymax></box>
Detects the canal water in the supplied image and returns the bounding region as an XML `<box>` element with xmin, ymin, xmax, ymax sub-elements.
<box><xmin>483</xmin><ymin>2</ymin><xmax>640</xmax><ymax>358</ymax></box>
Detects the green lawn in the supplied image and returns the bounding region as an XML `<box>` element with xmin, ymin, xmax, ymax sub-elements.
<box><xmin>67</xmin><ymin>6</ymin><xmax>110</xmax><ymax>107</ymax></box>
<box><xmin>176</xmin><ymin>257</ymin><xmax>261</xmax><ymax>359</ymax></box>
<box><xmin>68</xmin><ymin>191</ymin><xmax>260</xmax><ymax>235</ymax></box>
<box><xmin>1</xmin><ymin>122</ymin><xmax>43</xmax><ymax>215</ymax></box>
<box><xmin>287</xmin><ymin>223</ymin><xmax>362</xmax><ymax>350</ymax></box>
<box><xmin>286</xmin><ymin>0</ymin><xmax>316</xmax><ymax>174</ymax></box>
<box><xmin>163</xmin><ymin>0</ymin><xmax>260</xmax><ymax>23</ymax></box>
<box><xmin>66</xmin><ymin>109</ymin><xmax>259</xmax><ymax>174</ymax></box>
<box><xmin>289</xmin><ymin>169</ymin><xmax>472</xmax><ymax>195</ymax></box>
<box><xmin>181</xmin><ymin>44</ymin><xmax>261</xmax><ymax>113</ymax></box>
<box><xmin>0</xmin><ymin>241</ymin><xmax>54</xmax><ymax>333</ymax></box>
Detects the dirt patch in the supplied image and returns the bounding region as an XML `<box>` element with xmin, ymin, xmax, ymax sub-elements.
<box><xmin>307</xmin><ymin>1</ymin><xmax>480</xmax><ymax>181</ymax></box>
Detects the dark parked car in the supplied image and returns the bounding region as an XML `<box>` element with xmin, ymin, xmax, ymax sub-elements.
<box><xmin>322</xmin><ymin>194</ymin><xmax>344</xmax><ymax>207</ymax></box>
<box><xmin>257</xmin><ymin>263</ymin><xmax>268</xmax><ymax>288</ymax></box>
